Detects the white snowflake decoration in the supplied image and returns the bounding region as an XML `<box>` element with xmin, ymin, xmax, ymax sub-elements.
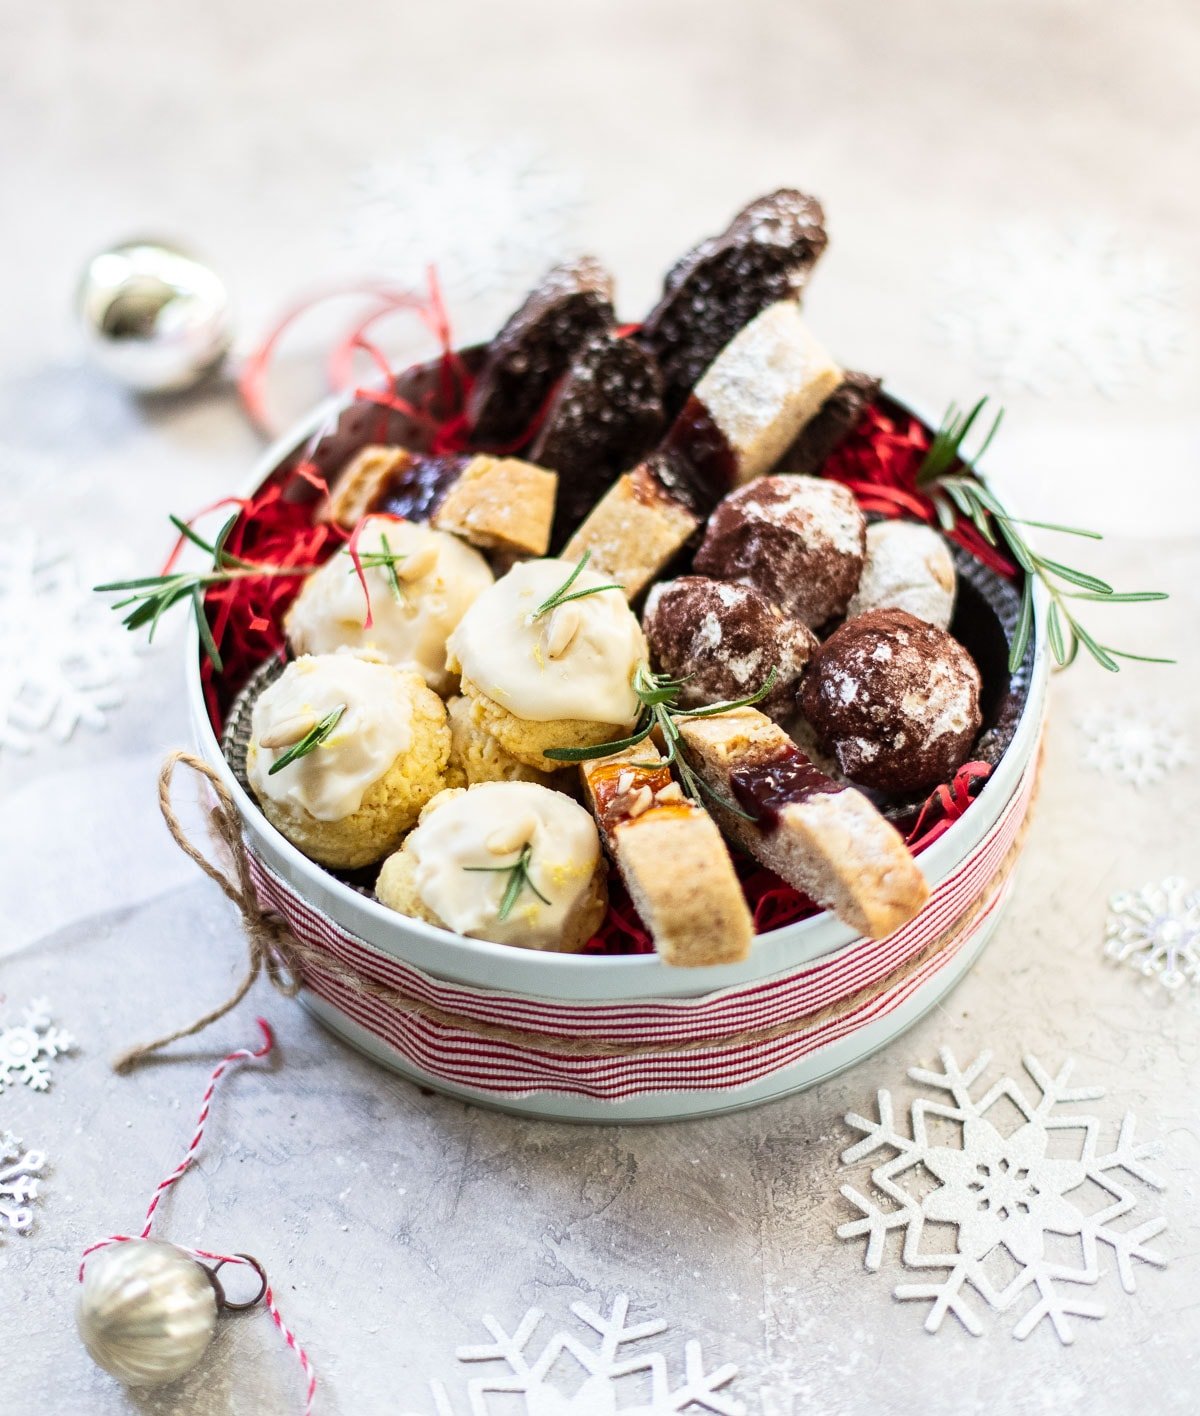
<box><xmin>1106</xmin><ymin>878</ymin><xmax>1200</xmax><ymax>993</ymax></box>
<box><xmin>341</xmin><ymin>138</ymin><xmax>583</xmax><ymax>305</ymax></box>
<box><xmin>1</xmin><ymin>1130</ymin><xmax>47</xmax><ymax>1240</ymax></box>
<box><xmin>403</xmin><ymin>1295</ymin><xmax>742</xmax><ymax>1415</ymax></box>
<box><xmin>1079</xmin><ymin>708</ymin><xmax>1191</xmax><ymax>788</ymax></box>
<box><xmin>0</xmin><ymin>997</ymin><xmax>75</xmax><ymax>1092</ymax></box>
<box><xmin>0</xmin><ymin>531</ymin><xmax>141</xmax><ymax>752</ymax></box>
<box><xmin>931</xmin><ymin>221</ymin><xmax>1189</xmax><ymax>397</ymax></box>
<box><xmin>837</xmin><ymin>1048</ymin><xmax>1167</xmax><ymax>1343</ymax></box>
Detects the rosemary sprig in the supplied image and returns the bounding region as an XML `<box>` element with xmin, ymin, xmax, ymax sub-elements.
<box><xmin>266</xmin><ymin>704</ymin><xmax>347</xmax><ymax>775</ymax></box>
<box><xmin>915</xmin><ymin>397</ymin><xmax>1170</xmax><ymax>673</ymax></box>
<box><xmin>95</xmin><ymin>513</ymin><xmax>321</xmax><ymax>673</ymax></box>
<box><xmin>545</xmin><ymin>664</ymin><xmax>779</xmax><ymax>818</ymax></box>
<box><xmin>529</xmin><ymin>551</ymin><xmax>624</xmax><ymax>621</ymax></box>
<box><xmin>463</xmin><ymin>843</ymin><xmax>552</xmax><ymax>922</ymax></box>
<box><xmin>352</xmin><ymin>531</ymin><xmax>406</xmax><ymax>602</ymax></box>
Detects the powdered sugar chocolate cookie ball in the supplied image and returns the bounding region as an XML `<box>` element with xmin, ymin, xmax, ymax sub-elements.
<box><xmin>643</xmin><ymin>576</ymin><xmax>817</xmax><ymax>722</ymax></box>
<box><xmin>694</xmin><ymin>474</ymin><xmax>866</xmax><ymax>628</ymax></box>
<box><xmin>846</xmin><ymin>520</ymin><xmax>956</xmax><ymax>630</ymax></box>
<box><xmin>798</xmin><ymin>608</ymin><xmax>982</xmax><ymax>794</ymax></box>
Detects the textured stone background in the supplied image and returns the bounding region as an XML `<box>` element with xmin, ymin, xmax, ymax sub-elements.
<box><xmin>1</xmin><ymin>2</ymin><xmax>1198</xmax><ymax>1412</ymax></box>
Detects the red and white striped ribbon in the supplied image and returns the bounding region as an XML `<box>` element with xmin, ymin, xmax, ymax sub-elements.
<box><xmin>248</xmin><ymin>752</ymin><xmax>1037</xmax><ymax>1103</ymax></box>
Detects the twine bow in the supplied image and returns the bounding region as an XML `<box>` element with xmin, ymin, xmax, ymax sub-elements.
<box><xmin>112</xmin><ymin>752</ymin><xmax>302</xmax><ymax>1072</ymax></box>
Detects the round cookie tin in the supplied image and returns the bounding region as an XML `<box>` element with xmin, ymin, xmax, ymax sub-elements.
<box><xmin>187</xmin><ymin>386</ymin><xmax>1049</xmax><ymax>1122</ymax></box>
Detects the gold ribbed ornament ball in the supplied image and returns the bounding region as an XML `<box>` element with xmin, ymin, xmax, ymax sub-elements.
<box><xmin>77</xmin><ymin>1240</ymin><xmax>219</xmax><ymax>1387</ymax></box>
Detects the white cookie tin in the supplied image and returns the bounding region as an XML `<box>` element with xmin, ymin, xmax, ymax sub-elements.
<box><xmin>187</xmin><ymin>390</ymin><xmax>1049</xmax><ymax>1123</ymax></box>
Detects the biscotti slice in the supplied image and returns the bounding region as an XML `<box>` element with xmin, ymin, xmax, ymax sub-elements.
<box><xmin>677</xmin><ymin>708</ymin><xmax>929</xmax><ymax>939</ymax></box>
<box><xmin>467</xmin><ymin>257</ymin><xmax>616</xmax><ymax>447</ymax></box>
<box><xmin>428</xmin><ymin>455</ymin><xmax>557</xmax><ymax>556</ymax></box>
<box><xmin>324</xmin><ymin>446</ymin><xmax>557</xmax><ymax>557</ymax></box>
<box><xmin>529</xmin><ymin>331</ymin><xmax>666</xmax><ymax>547</ymax></box>
<box><xmin>562</xmin><ymin>301</ymin><xmax>842</xmax><ymax>594</ymax></box>
<box><xmin>561</xmin><ymin>464</ymin><xmax>699</xmax><ymax>601</ymax></box>
<box><xmin>639</xmin><ymin>189</ymin><xmax>828</xmax><ymax>418</ymax></box>
<box><xmin>673</xmin><ymin>300</ymin><xmax>842</xmax><ymax>490</ymax></box>
<box><xmin>580</xmin><ymin>743</ymin><xmax>754</xmax><ymax>967</ymax></box>
<box><xmin>779</xmin><ymin>370</ymin><xmax>882</xmax><ymax>476</ymax></box>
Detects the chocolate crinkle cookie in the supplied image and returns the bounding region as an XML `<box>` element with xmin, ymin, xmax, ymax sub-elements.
<box><xmin>798</xmin><ymin>608</ymin><xmax>982</xmax><ymax>795</ymax></box>
<box><xmin>643</xmin><ymin>576</ymin><xmax>817</xmax><ymax>723</ymax></box>
<box><xmin>638</xmin><ymin>189</ymin><xmax>828</xmax><ymax>419</ymax></box>
<box><xmin>530</xmin><ymin>330</ymin><xmax>666</xmax><ymax>547</ymax></box>
<box><xmin>467</xmin><ymin>257</ymin><xmax>616</xmax><ymax>447</ymax></box>
<box><xmin>694</xmin><ymin>474</ymin><xmax>866</xmax><ymax>628</ymax></box>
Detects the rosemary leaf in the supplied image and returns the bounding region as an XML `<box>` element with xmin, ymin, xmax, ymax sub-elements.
<box><xmin>1009</xmin><ymin>577</ymin><xmax>1034</xmax><ymax>673</ymax></box>
<box><xmin>530</xmin><ymin>551</ymin><xmax>624</xmax><ymax>621</ymax></box>
<box><xmin>1065</xmin><ymin>590</ymin><xmax>1170</xmax><ymax>604</ymax></box>
<box><xmin>1046</xmin><ymin>599</ymin><xmax>1068</xmax><ymax>666</ymax></box>
<box><xmin>1033</xmin><ymin>558</ymin><xmax>1113</xmax><ymax>595</ymax></box>
<box><xmin>267</xmin><ymin>703</ymin><xmax>347</xmax><ymax>775</ymax></box>
<box><xmin>544</xmin><ymin>722</ymin><xmax>655</xmax><ymax>763</ymax></box>
<box><xmin>463</xmin><ymin>843</ymin><xmax>551</xmax><ymax>921</ymax></box>
<box><xmin>192</xmin><ymin>586</ymin><xmax>223</xmax><ymax>673</ymax></box>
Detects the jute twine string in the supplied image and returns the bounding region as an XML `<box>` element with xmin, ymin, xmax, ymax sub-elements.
<box><xmin>114</xmin><ymin>750</ymin><xmax>1036</xmax><ymax>1072</ymax></box>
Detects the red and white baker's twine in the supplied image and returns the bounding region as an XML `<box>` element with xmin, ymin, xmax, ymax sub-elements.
<box><xmin>79</xmin><ymin>1020</ymin><xmax>317</xmax><ymax>1415</ymax></box>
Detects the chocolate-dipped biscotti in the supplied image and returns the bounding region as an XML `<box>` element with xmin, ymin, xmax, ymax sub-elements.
<box><xmin>564</xmin><ymin>300</ymin><xmax>842</xmax><ymax>598</ymax></box>
<box><xmin>676</xmin><ymin>707</ymin><xmax>930</xmax><ymax>939</ymax></box>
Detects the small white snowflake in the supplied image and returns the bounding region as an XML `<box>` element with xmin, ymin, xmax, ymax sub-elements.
<box><xmin>0</xmin><ymin>530</ymin><xmax>142</xmax><ymax>752</ymax></box>
<box><xmin>0</xmin><ymin>997</ymin><xmax>76</xmax><ymax>1092</ymax></box>
<box><xmin>1</xmin><ymin>1130</ymin><xmax>47</xmax><ymax>1239</ymax></box>
<box><xmin>931</xmin><ymin>220</ymin><xmax>1189</xmax><ymax>397</ymax></box>
<box><xmin>1079</xmin><ymin>708</ymin><xmax>1191</xmax><ymax>788</ymax></box>
<box><xmin>837</xmin><ymin>1048</ymin><xmax>1167</xmax><ymax>1343</ymax></box>
<box><xmin>341</xmin><ymin>138</ymin><xmax>583</xmax><ymax>306</ymax></box>
<box><xmin>401</xmin><ymin>1294</ymin><xmax>742</xmax><ymax>1415</ymax></box>
<box><xmin>1106</xmin><ymin>878</ymin><xmax>1200</xmax><ymax>994</ymax></box>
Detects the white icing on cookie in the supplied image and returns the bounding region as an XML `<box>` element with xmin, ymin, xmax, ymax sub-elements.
<box><xmin>407</xmin><ymin>781</ymin><xmax>600</xmax><ymax>948</ymax></box>
<box><xmin>284</xmin><ymin>516</ymin><xmax>493</xmax><ymax>693</ymax></box>
<box><xmin>248</xmin><ymin>652</ymin><xmax>415</xmax><ymax>820</ymax></box>
<box><xmin>447</xmin><ymin>558</ymin><xmax>646</xmax><ymax>725</ymax></box>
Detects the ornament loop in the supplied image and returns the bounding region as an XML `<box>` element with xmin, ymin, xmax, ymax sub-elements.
<box><xmin>205</xmin><ymin>1253</ymin><xmax>268</xmax><ymax>1313</ymax></box>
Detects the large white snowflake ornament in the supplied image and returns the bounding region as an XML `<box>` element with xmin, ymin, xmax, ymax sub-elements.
<box><xmin>1078</xmin><ymin>708</ymin><xmax>1191</xmax><ymax>788</ymax></box>
<box><xmin>403</xmin><ymin>1295</ymin><xmax>742</xmax><ymax>1415</ymax></box>
<box><xmin>1106</xmin><ymin>878</ymin><xmax>1200</xmax><ymax>994</ymax></box>
<box><xmin>0</xmin><ymin>997</ymin><xmax>75</xmax><ymax>1092</ymax></box>
<box><xmin>837</xmin><ymin>1049</ymin><xmax>1167</xmax><ymax>1343</ymax></box>
<box><xmin>341</xmin><ymin>138</ymin><xmax>583</xmax><ymax>305</ymax></box>
<box><xmin>1</xmin><ymin>1130</ymin><xmax>47</xmax><ymax>1240</ymax></box>
<box><xmin>931</xmin><ymin>221</ymin><xmax>1188</xmax><ymax>397</ymax></box>
<box><xmin>0</xmin><ymin>530</ymin><xmax>141</xmax><ymax>752</ymax></box>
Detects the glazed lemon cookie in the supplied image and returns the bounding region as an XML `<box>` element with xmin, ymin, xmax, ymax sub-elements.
<box><xmin>443</xmin><ymin>695</ymin><xmax>555</xmax><ymax>790</ymax></box>
<box><xmin>376</xmin><ymin>781</ymin><xmax>607</xmax><ymax>952</ymax></box>
<box><xmin>246</xmin><ymin>651</ymin><xmax>451</xmax><ymax>869</ymax></box>
<box><xmin>446</xmin><ymin>557</ymin><xmax>648</xmax><ymax>773</ymax></box>
<box><xmin>284</xmin><ymin>515</ymin><xmax>492</xmax><ymax>695</ymax></box>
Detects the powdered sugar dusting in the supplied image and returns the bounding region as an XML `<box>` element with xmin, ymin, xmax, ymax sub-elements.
<box><xmin>848</xmin><ymin>521</ymin><xmax>956</xmax><ymax>629</ymax></box>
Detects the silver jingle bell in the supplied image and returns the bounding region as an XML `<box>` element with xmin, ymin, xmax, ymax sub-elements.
<box><xmin>77</xmin><ymin>1239</ymin><xmax>219</xmax><ymax>1387</ymax></box>
<box><xmin>76</xmin><ymin>239</ymin><xmax>233</xmax><ymax>394</ymax></box>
